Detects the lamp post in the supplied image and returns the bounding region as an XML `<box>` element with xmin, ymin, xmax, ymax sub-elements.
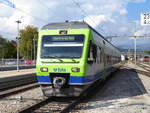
<box><xmin>0</xmin><ymin>44</ymin><xmax>2</xmax><ymax>66</ymax></box>
<box><xmin>33</xmin><ymin>36</ymin><xmax>36</xmax><ymax>64</ymax></box>
<box><xmin>16</xmin><ymin>20</ymin><xmax>21</xmax><ymax>72</ymax></box>
<box><xmin>134</xmin><ymin>36</ymin><xmax>137</xmax><ymax>64</ymax></box>
<box><xmin>134</xmin><ymin>21</ymin><xmax>137</xmax><ymax>65</ymax></box>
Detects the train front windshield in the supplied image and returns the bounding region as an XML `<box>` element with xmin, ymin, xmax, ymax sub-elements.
<box><xmin>41</xmin><ymin>35</ymin><xmax>84</xmax><ymax>58</ymax></box>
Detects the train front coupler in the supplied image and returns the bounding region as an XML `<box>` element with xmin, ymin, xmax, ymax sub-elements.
<box><xmin>52</xmin><ymin>77</ymin><xmax>66</xmax><ymax>88</ymax></box>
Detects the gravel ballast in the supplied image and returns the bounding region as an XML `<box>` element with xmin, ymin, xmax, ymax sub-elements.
<box><xmin>0</xmin><ymin>87</ymin><xmax>44</xmax><ymax>113</ymax></box>
<box><xmin>0</xmin><ymin>62</ymin><xmax>150</xmax><ymax>113</ymax></box>
<box><xmin>73</xmin><ymin>63</ymin><xmax>150</xmax><ymax>113</ymax></box>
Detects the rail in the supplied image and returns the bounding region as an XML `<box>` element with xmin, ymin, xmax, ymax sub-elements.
<box><xmin>0</xmin><ymin>83</ymin><xmax>39</xmax><ymax>99</ymax></box>
<box><xmin>18</xmin><ymin>69</ymin><xmax>119</xmax><ymax>113</ymax></box>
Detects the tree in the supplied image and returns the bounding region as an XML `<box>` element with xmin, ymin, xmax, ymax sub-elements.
<box><xmin>19</xmin><ymin>25</ymin><xmax>38</xmax><ymax>60</ymax></box>
<box><xmin>144</xmin><ymin>50</ymin><xmax>150</xmax><ymax>55</ymax></box>
<box><xmin>0</xmin><ymin>35</ymin><xmax>6</xmax><ymax>59</ymax></box>
<box><xmin>0</xmin><ymin>35</ymin><xmax>17</xmax><ymax>59</ymax></box>
<box><xmin>8</xmin><ymin>40</ymin><xmax>17</xmax><ymax>58</ymax></box>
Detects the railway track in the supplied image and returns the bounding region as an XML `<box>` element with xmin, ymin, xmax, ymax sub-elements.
<box><xmin>0</xmin><ymin>73</ymin><xmax>37</xmax><ymax>90</ymax></box>
<box><xmin>18</xmin><ymin>97</ymin><xmax>78</xmax><ymax>113</ymax></box>
<box><xmin>137</xmin><ymin>62</ymin><xmax>150</xmax><ymax>72</ymax></box>
<box><xmin>135</xmin><ymin>62</ymin><xmax>150</xmax><ymax>78</ymax></box>
<box><xmin>18</xmin><ymin>68</ymin><xmax>119</xmax><ymax>113</ymax></box>
<box><xmin>18</xmin><ymin>88</ymin><xmax>91</xmax><ymax>113</ymax></box>
<box><xmin>18</xmin><ymin>86</ymin><xmax>100</xmax><ymax>113</ymax></box>
<box><xmin>0</xmin><ymin>83</ymin><xmax>39</xmax><ymax>99</ymax></box>
<box><xmin>0</xmin><ymin>72</ymin><xmax>38</xmax><ymax>98</ymax></box>
<box><xmin>134</xmin><ymin>69</ymin><xmax>150</xmax><ymax>78</ymax></box>
<box><xmin>125</xmin><ymin>63</ymin><xmax>150</xmax><ymax>78</ymax></box>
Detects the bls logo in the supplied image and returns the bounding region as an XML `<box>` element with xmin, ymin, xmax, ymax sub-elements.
<box><xmin>53</xmin><ymin>68</ymin><xmax>66</xmax><ymax>72</ymax></box>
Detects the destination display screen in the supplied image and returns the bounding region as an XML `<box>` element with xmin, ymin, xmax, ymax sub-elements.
<box><xmin>52</xmin><ymin>36</ymin><xmax>75</xmax><ymax>41</ymax></box>
<box><xmin>41</xmin><ymin>35</ymin><xmax>84</xmax><ymax>58</ymax></box>
<box><xmin>42</xmin><ymin>35</ymin><xmax>84</xmax><ymax>43</ymax></box>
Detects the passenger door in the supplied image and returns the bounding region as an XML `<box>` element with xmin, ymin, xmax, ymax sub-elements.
<box><xmin>87</xmin><ymin>41</ymin><xmax>96</xmax><ymax>76</ymax></box>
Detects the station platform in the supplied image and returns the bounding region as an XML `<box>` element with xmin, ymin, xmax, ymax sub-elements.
<box><xmin>0</xmin><ymin>68</ymin><xmax>35</xmax><ymax>78</ymax></box>
<box><xmin>0</xmin><ymin>65</ymin><xmax>35</xmax><ymax>71</ymax></box>
<box><xmin>0</xmin><ymin>68</ymin><xmax>37</xmax><ymax>90</ymax></box>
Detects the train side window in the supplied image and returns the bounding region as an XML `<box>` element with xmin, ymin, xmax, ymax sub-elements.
<box><xmin>107</xmin><ymin>55</ymin><xmax>109</xmax><ymax>64</ymax></box>
<box><xmin>88</xmin><ymin>41</ymin><xmax>94</xmax><ymax>64</ymax></box>
<box><xmin>92</xmin><ymin>44</ymin><xmax>97</xmax><ymax>62</ymax></box>
<box><xmin>98</xmin><ymin>47</ymin><xmax>101</xmax><ymax>63</ymax></box>
<box><xmin>99</xmin><ymin>47</ymin><xmax>101</xmax><ymax>62</ymax></box>
<box><xmin>88</xmin><ymin>41</ymin><xmax>92</xmax><ymax>58</ymax></box>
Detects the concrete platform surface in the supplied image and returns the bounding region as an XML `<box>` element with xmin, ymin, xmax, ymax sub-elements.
<box><xmin>0</xmin><ymin>68</ymin><xmax>35</xmax><ymax>78</ymax></box>
<box><xmin>0</xmin><ymin>65</ymin><xmax>35</xmax><ymax>71</ymax></box>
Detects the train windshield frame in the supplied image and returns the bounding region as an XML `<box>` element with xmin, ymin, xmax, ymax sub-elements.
<box><xmin>41</xmin><ymin>35</ymin><xmax>85</xmax><ymax>59</ymax></box>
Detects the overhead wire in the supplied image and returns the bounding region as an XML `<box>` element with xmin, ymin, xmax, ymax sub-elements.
<box><xmin>0</xmin><ymin>0</ymin><xmax>49</xmax><ymax>39</ymax></box>
<box><xmin>37</xmin><ymin>0</ymin><xmax>52</xmax><ymax>11</ymax></box>
<box><xmin>1</xmin><ymin>0</ymin><xmax>112</xmax><ymax>38</ymax></box>
<box><xmin>37</xmin><ymin>0</ymin><xmax>56</xmax><ymax>20</ymax></box>
<box><xmin>0</xmin><ymin>0</ymin><xmax>49</xmax><ymax>23</ymax></box>
<box><xmin>71</xmin><ymin>0</ymin><xmax>107</xmax><ymax>35</ymax></box>
<box><xmin>37</xmin><ymin>0</ymin><xmax>69</xmax><ymax>22</ymax></box>
<box><xmin>38</xmin><ymin>0</ymin><xmax>102</xmax><ymax>29</ymax></box>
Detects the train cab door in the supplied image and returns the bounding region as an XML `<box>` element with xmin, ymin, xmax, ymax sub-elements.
<box><xmin>87</xmin><ymin>40</ymin><xmax>97</xmax><ymax>75</ymax></box>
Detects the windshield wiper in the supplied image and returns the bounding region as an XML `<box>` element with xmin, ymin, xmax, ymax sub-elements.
<box><xmin>42</xmin><ymin>55</ymin><xmax>63</xmax><ymax>62</ymax></box>
<box><xmin>42</xmin><ymin>55</ymin><xmax>56</xmax><ymax>58</ymax></box>
<box><xmin>42</xmin><ymin>55</ymin><xmax>80</xmax><ymax>62</ymax></box>
<box><xmin>70</xmin><ymin>58</ymin><xmax>77</xmax><ymax>63</ymax></box>
<box><xmin>60</xmin><ymin>56</ymin><xmax>79</xmax><ymax>63</ymax></box>
<box><xmin>58</xmin><ymin>59</ymin><xmax>63</xmax><ymax>62</ymax></box>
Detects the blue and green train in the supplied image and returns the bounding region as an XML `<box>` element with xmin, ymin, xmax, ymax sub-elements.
<box><xmin>36</xmin><ymin>21</ymin><xmax>121</xmax><ymax>96</ymax></box>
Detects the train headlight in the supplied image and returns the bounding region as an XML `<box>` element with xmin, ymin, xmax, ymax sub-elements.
<box><xmin>71</xmin><ymin>67</ymin><xmax>80</xmax><ymax>72</ymax></box>
<box><xmin>40</xmin><ymin>67</ymin><xmax>48</xmax><ymax>72</ymax></box>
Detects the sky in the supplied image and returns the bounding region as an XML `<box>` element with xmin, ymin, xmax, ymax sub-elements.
<box><xmin>0</xmin><ymin>0</ymin><xmax>150</xmax><ymax>49</ymax></box>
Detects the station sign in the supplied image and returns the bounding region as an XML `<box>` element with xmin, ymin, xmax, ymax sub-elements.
<box><xmin>141</xmin><ymin>13</ymin><xmax>150</xmax><ymax>26</ymax></box>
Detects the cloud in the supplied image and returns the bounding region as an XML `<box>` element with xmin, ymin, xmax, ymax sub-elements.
<box><xmin>135</xmin><ymin>28</ymin><xmax>150</xmax><ymax>36</ymax></box>
<box><xmin>84</xmin><ymin>15</ymin><xmax>114</xmax><ymax>27</ymax></box>
<box><xmin>0</xmin><ymin>0</ymin><xmax>149</xmax><ymax>41</ymax></box>
<box><xmin>119</xmin><ymin>9</ymin><xmax>127</xmax><ymax>15</ymax></box>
